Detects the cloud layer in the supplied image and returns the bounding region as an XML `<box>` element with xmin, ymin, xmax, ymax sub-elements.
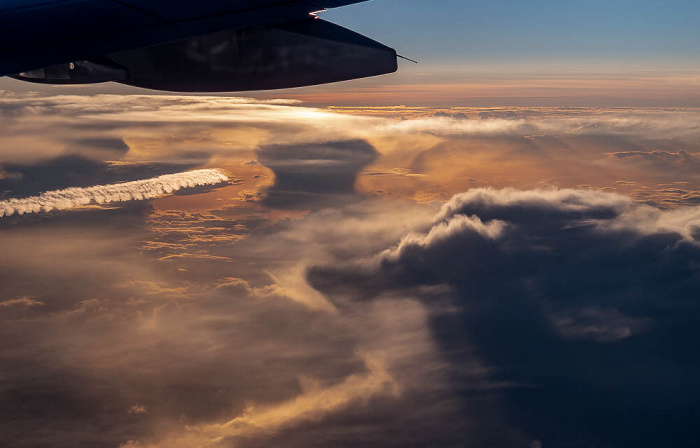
<box><xmin>2</xmin><ymin>93</ymin><xmax>700</xmax><ymax>448</ymax></box>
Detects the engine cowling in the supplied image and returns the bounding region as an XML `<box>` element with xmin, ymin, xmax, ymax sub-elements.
<box><xmin>10</xmin><ymin>60</ymin><xmax>127</xmax><ymax>85</ymax></box>
<box><xmin>8</xmin><ymin>19</ymin><xmax>397</xmax><ymax>93</ymax></box>
<box><xmin>108</xmin><ymin>18</ymin><xmax>398</xmax><ymax>92</ymax></box>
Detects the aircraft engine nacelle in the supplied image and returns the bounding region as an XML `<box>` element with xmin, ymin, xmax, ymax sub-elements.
<box><xmin>111</xmin><ymin>18</ymin><xmax>398</xmax><ymax>92</ymax></box>
<box><xmin>11</xmin><ymin>60</ymin><xmax>128</xmax><ymax>85</ymax></box>
<box><xmin>12</xmin><ymin>19</ymin><xmax>398</xmax><ymax>92</ymax></box>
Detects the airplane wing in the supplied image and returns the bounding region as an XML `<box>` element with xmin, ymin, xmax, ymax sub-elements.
<box><xmin>0</xmin><ymin>0</ymin><xmax>397</xmax><ymax>92</ymax></box>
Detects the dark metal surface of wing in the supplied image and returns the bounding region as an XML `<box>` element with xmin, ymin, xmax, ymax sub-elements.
<box><xmin>109</xmin><ymin>19</ymin><xmax>397</xmax><ymax>92</ymax></box>
<box><xmin>1</xmin><ymin>0</ymin><xmax>398</xmax><ymax>92</ymax></box>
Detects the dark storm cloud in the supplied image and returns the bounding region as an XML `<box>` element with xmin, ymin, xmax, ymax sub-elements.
<box><xmin>309</xmin><ymin>188</ymin><xmax>700</xmax><ymax>447</ymax></box>
<box><xmin>72</xmin><ymin>137</ymin><xmax>130</xmax><ymax>153</ymax></box>
<box><xmin>257</xmin><ymin>140</ymin><xmax>378</xmax><ymax>209</ymax></box>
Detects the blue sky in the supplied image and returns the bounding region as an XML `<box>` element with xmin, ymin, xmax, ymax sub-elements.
<box><xmin>324</xmin><ymin>0</ymin><xmax>700</xmax><ymax>69</ymax></box>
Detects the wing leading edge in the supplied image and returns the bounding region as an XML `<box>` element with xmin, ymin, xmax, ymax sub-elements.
<box><xmin>1</xmin><ymin>0</ymin><xmax>398</xmax><ymax>92</ymax></box>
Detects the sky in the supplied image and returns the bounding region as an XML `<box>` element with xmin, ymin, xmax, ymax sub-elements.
<box><xmin>326</xmin><ymin>0</ymin><xmax>700</xmax><ymax>66</ymax></box>
<box><xmin>2</xmin><ymin>0</ymin><xmax>699</xmax><ymax>106</ymax></box>
<box><xmin>314</xmin><ymin>0</ymin><xmax>700</xmax><ymax>106</ymax></box>
<box><xmin>1</xmin><ymin>1</ymin><xmax>700</xmax><ymax>448</ymax></box>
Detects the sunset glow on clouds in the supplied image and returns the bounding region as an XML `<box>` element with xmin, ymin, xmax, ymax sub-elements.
<box><xmin>2</xmin><ymin>91</ymin><xmax>700</xmax><ymax>448</ymax></box>
<box><xmin>253</xmin><ymin>70</ymin><xmax>700</xmax><ymax>107</ymax></box>
<box><xmin>2</xmin><ymin>0</ymin><xmax>700</xmax><ymax>445</ymax></box>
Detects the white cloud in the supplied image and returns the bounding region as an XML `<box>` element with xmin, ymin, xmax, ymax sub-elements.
<box><xmin>0</xmin><ymin>169</ymin><xmax>229</xmax><ymax>217</ymax></box>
